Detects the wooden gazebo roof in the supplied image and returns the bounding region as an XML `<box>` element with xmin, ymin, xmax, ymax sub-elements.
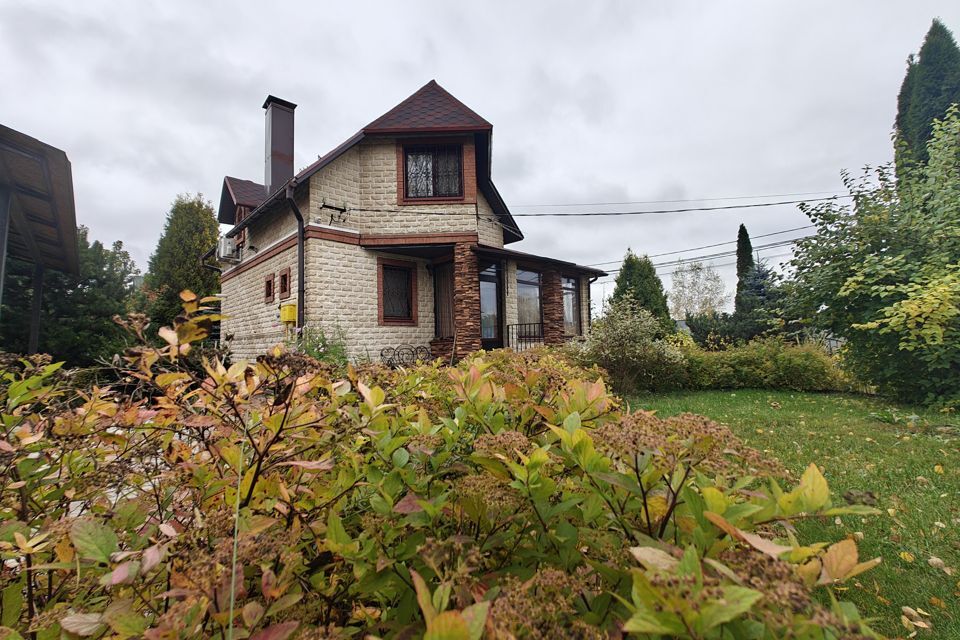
<box><xmin>0</xmin><ymin>124</ymin><xmax>79</xmax><ymax>274</ymax></box>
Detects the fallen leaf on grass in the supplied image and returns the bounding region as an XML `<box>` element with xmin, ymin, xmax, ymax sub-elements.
<box><xmin>899</xmin><ymin>551</ymin><xmax>915</xmax><ymax>563</ymax></box>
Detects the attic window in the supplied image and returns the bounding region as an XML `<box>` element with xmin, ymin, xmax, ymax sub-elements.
<box><xmin>404</xmin><ymin>144</ymin><xmax>462</xmax><ymax>199</ymax></box>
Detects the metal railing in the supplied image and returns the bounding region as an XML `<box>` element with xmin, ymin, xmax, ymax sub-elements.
<box><xmin>507</xmin><ymin>323</ymin><xmax>544</xmax><ymax>352</ymax></box>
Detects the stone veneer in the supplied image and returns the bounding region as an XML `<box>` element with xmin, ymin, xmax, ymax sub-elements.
<box><xmin>219</xmin><ymin>132</ymin><xmax>599</xmax><ymax>361</ymax></box>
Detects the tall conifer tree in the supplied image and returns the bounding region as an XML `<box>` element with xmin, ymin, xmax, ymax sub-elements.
<box><xmin>610</xmin><ymin>249</ymin><xmax>671</xmax><ymax>325</ymax></box>
<box><xmin>734</xmin><ymin>224</ymin><xmax>754</xmax><ymax>314</ymax></box>
<box><xmin>144</xmin><ymin>194</ymin><xmax>220</xmax><ymax>323</ymax></box>
<box><xmin>895</xmin><ymin>19</ymin><xmax>960</xmax><ymax>165</ymax></box>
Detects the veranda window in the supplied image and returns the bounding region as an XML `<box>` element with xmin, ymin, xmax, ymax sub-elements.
<box><xmin>562</xmin><ymin>276</ymin><xmax>581</xmax><ymax>336</ymax></box>
<box><xmin>404</xmin><ymin>144</ymin><xmax>463</xmax><ymax>198</ymax></box>
<box><xmin>517</xmin><ymin>269</ymin><xmax>542</xmax><ymax>335</ymax></box>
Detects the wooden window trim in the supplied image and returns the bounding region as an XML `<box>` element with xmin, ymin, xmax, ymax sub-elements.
<box><xmin>396</xmin><ymin>138</ymin><xmax>476</xmax><ymax>205</ymax></box>
<box><xmin>264</xmin><ymin>273</ymin><xmax>275</xmax><ymax>303</ymax></box>
<box><xmin>377</xmin><ymin>257</ymin><xmax>418</xmax><ymax>326</ymax></box>
<box><xmin>278</xmin><ymin>267</ymin><xmax>291</xmax><ymax>299</ymax></box>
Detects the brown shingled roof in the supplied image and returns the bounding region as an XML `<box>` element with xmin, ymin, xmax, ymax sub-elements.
<box><xmin>363</xmin><ymin>80</ymin><xmax>492</xmax><ymax>134</ymax></box>
<box><xmin>218</xmin><ymin>176</ymin><xmax>266</xmax><ymax>224</ymax></box>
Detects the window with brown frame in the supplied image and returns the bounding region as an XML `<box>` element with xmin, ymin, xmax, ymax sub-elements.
<box><xmin>404</xmin><ymin>144</ymin><xmax>463</xmax><ymax>199</ymax></box>
<box><xmin>378</xmin><ymin>259</ymin><xmax>417</xmax><ymax>325</ymax></box>
<box><xmin>278</xmin><ymin>267</ymin><xmax>291</xmax><ymax>299</ymax></box>
<box><xmin>264</xmin><ymin>273</ymin><xmax>275</xmax><ymax>303</ymax></box>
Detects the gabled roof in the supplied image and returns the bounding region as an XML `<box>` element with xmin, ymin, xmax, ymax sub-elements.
<box><xmin>363</xmin><ymin>80</ymin><xmax>492</xmax><ymax>134</ymax></box>
<box><xmin>222</xmin><ymin>81</ymin><xmax>521</xmax><ymax>243</ymax></box>
<box><xmin>218</xmin><ymin>176</ymin><xmax>267</xmax><ymax>224</ymax></box>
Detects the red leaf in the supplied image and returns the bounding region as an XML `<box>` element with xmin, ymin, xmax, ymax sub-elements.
<box><xmin>249</xmin><ymin>621</ymin><xmax>300</xmax><ymax>640</ymax></box>
<box><xmin>393</xmin><ymin>492</ymin><xmax>424</xmax><ymax>514</ymax></box>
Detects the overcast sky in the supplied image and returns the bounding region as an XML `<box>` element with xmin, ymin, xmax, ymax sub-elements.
<box><xmin>2</xmin><ymin>1</ymin><xmax>958</xmax><ymax>307</ymax></box>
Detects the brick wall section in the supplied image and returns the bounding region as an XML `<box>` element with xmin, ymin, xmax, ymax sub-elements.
<box><xmin>221</xmin><ymin>242</ymin><xmax>298</xmax><ymax>360</ymax></box>
<box><xmin>541</xmin><ymin>269</ymin><xmax>565</xmax><ymax>345</ymax></box>
<box><xmin>451</xmin><ymin>243</ymin><xmax>481</xmax><ymax>356</ymax></box>
<box><xmin>305</xmin><ymin>238</ymin><xmax>435</xmax><ymax>361</ymax></box>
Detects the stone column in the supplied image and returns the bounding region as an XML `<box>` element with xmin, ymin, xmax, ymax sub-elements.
<box><xmin>452</xmin><ymin>243</ymin><xmax>482</xmax><ymax>356</ymax></box>
<box><xmin>541</xmin><ymin>268</ymin><xmax>565</xmax><ymax>345</ymax></box>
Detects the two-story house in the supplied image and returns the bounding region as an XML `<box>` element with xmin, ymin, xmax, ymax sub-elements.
<box><xmin>214</xmin><ymin>80</ymin><xmax>605</xmax><ymax>361</ymax></box>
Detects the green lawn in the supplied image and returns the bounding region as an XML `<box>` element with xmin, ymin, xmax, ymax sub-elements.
<box><xmin>629</xmin><ymin>389</ymin><xmax>960</xmax><ymax>639</ymax></box>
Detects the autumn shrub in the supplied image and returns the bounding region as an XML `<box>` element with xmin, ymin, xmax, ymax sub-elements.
<box><xmin>683</xmin><ymin>338</ymin><xmax>847</xmax><ymax>392</ymax></box>
<box><xmin>569</xmin><ymin>297</ymin><xmax>688</xmax><ymax>392</ymax></box>
<box><xmin>0</xmin><ymin>293</ymin><xmax>884</xmax><ymax>639</ymax></box>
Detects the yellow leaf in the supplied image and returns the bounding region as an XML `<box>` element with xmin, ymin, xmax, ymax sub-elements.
<box><xmin>701</xmin><ymin>487</ymin><xmax>728</xmax><ymax>515</ymax></box>
<box><xmin>900</xmin><ymin>551</ymin><xmax>916</xmax><ymax>563</ymax></box>
<box><xmin>934</xmin><ymin>464</ymin><xmax>944</xmax><ymax>475</ymax></box>
<box><xmin>797</xmin><ymin>463</ymin><xmax>830</xmax><ymax>511</ymax></box>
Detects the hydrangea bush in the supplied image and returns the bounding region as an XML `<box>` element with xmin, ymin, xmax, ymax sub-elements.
<box><xmin>0</xmin><ymin>293</ymin><xmax>882</xmax><ymax>639</ymax></box>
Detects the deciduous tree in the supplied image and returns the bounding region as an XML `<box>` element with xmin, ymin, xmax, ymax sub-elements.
<box><xmin>788</xmin><ymin>106</ymin><xmax>960</xmax><ymax>406</ymax></box>
<box><xmin>669</xmin><ymin>260</ymin><xmax>728</xmax><ymax>318</ymax></box>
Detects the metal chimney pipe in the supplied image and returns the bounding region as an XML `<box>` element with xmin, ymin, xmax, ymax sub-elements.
<box><xmin>263</xmin><ymin>95</ymin><xmax>296</xmax><ymax>195</ymax></box>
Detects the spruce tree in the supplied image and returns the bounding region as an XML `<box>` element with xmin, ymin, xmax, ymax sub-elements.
<box><xmin>0</xmin><ymin>226</ymin><xmax>139</xmax><ymax>365</ymax></box>
<box><xmin>610</xmin><ymin>249</ymin><xmax>671</xmax><ymax>326</ymax></box>
<box><xmin>895</xmin><ymin>19</ymin><xmax>960</xmax><ymax>165</ymax></box>
<box><xmin>734</xmin><ymin>224</ymin><xmax>754</xmax><ymax>314</ymax></box>
<box><xmin>144</xmin><ymin>194</ymin><xmax>220</xmax><ymax>323</ymax></box>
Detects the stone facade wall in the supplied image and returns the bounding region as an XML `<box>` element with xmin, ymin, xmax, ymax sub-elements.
<box><xmin>580</xmin><ymin>275</ymin><xmax>592</xmax><ymax>334</ymax></box>
<box><xmin>304</xmin><ymin>236</ymin><xmax>435</xmax><ymax>361</ymax></box>
<box><xmin>221</xmin><ymin>241</ymin><xmax>299</xmax><ymax>361</ymax></box>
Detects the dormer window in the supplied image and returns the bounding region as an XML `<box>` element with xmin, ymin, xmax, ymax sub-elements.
<box><xmin>404</xmin><ymin>144</ymin><xmax>462</xmax><ymax>199</ymax></box>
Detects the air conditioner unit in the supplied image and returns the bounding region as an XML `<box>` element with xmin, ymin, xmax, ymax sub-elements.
<box><xmin>217</xmin><ymin>236</ymin><xmax>240</xmax><ymax>262</ymax></box>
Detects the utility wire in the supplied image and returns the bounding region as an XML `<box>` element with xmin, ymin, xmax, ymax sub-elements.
<box><xmin>592</xmin><ymin>251</ymin><xmax>796</xmax><ymax>286</ymax></box>
<box><xmin>511</xmin><ymin>190</ymin><xmax>844</xmax><ymax>208</ymax></box>
<box><xmin>511</xmin><ymin>195</ymin><xmax>850</xmax><ymax>217</ymax></box>
<box><xmin>585</xmin><ymin>225</ymin><xmax>815</xmax><ymax>266</ymax></box>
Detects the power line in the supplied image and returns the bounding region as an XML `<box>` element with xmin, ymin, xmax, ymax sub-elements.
<box><xmin>511</xmin><ymin>195</ymin><xmax>850</xmax><ymax>217</ymax></box>
<box><xmin>592</xmin><ymin>251</ymin><xmax>796</xmax><ymax>286</ymax></box>
<box><xmin>511</xmin><ymin>190</ymin><xmax>844</xmax><ymax>208</ymax></box>
<box><xmin>585</xmin><ymin>225</ymin><xmax>815</xmax><ymax>266</ymax></box>
<box><xmin>599</xmin><ymin>238</ymin><xmax>806</xmax><ymax>276</ymax></box>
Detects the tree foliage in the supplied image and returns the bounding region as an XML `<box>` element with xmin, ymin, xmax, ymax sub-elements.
<box><xmin>144</xmin><ymin>194</ymin><xmax>220</xmax><ymax>324</ymax></box>
<box><xmin>0</xmin><ymin>295</ymin><xmax>881</xmax><ymax>639</ymax></box>
<box><xmin>788</xmin><ymin>105</ymin><xmax>960</xmax><ymax>406</ymax></box>
<box><xmin>0</xmin><ymin>226</ymin><xmax>138</xmax><ymax>365</ymax></box>
<box><xmin>895</xmin><ymin>18</ymin><xmax>960</xmax><ymax>166</ymax></box>
<box><xmin>669</xmin><ymin>260</ymin><xmax>728</xmax><ymax>318</ymax></box>
<box><xmin>734</xmin><ymin>224</ymin><xmax>755</xmax><ymax>314</ymax></box>
<box><xmin>610</xmin><ymin>250</ymin><xmax>671</xmax><ymax>326</ymax></box>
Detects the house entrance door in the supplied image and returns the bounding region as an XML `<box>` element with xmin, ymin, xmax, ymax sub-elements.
<box><xmin>479</xmin><ymin>260</ymin><xmax>503</xmax><ymax>350</ymax></box>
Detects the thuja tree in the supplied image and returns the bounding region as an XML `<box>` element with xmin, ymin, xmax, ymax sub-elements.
<box><xmin>734</xmin><ymin>224</ymin><xmax>754</xmax><ymax>315</ymax></box>
<box><xmin>610</xmin><ymin>250</ymin><xmax>672</xmax><ymax>327</ymax></box>
<box><xmin>788</xmin><ymin>106</ymin><xmax>960</xmax><ymax>406</ymax></box>
<box><xmin>895</xmin><ymin>19</ymin><xmax>960</xmax><ymax>167</ymax></box>
<box><xmin>143</xmin><ymin>194</ymin><xmax>219</xmax><ymax>324</ymax></box>
<box><xmin>0</xmin><ymin>293</ymin><xmax>884</xmax><ymax>639</ymax></box>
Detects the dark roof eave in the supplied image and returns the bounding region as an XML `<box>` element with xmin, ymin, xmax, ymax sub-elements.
<box><xmin>362</xmin><ymin>124</ymin><xmax>492</xmax><ymax>135</ymax></box>
<box><xmin>474</xmin><ymin>244</ymin><xmax>607</xmax><ymax>277</ymax></box>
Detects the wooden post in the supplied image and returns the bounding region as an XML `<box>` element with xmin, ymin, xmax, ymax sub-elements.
<box><xmin>0</xmin><ymin>188</ymin><xmax>10</xmax><ymax>321</ymax></box>
<box><xmin>28</xmin><ymin>263</ymin><xmax>44</xmax><ymax>354</ymax></box>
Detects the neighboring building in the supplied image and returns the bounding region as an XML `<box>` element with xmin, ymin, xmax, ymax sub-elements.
<box><xmin>214</xmin><ymin>81</ymin><xmax>605</xmax><ymax>361</ymax></box>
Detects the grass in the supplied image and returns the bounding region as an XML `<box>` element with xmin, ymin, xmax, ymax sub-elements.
<box><xmin>629</xmin><ymin>389</ymin><xmax>960</xmax><ymax>639</ymax></box>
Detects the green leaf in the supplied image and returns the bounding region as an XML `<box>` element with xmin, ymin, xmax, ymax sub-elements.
<box><xmin>1</xmin><ymin>582</ymin><xmax>23</xmax><ymax>627</ymax></box>
<box><xmin>265</xmin><ymin>592</ymin><xmax>302</xmax><ymax>618</ymax></box>
<box><xmin>0</xmin><ymin>626</ymin><xmax>25</xmax><ymax>640</ymax></box>
<box><xmin>424</xmin><ymin>610</ymin><xmax>470</xmax><ymax>640</ymax></box>
<box><xmin>623</xmin><ymin>610</ymin><xmax>685</xmax><ymax>635</ymax></box>
<box><xmin>699</xmin><ymin>586</ymin><xmax>763</xmax><ymax>630</ymax></box>
<box><xmin>461</xmin><ymin>601</ymin><xmax>489</xmax><ymax>640</ymax></box>
<box><xmin>70</xmin><ymin>519</ymin><xmax>118</xmax><ymax>564</ymax></box>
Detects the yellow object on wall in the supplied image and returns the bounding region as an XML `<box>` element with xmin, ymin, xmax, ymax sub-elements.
<box><xmin>280</xmin><ymin>303</ymin><xmax>297</xmax><ymax>324</ymax></box>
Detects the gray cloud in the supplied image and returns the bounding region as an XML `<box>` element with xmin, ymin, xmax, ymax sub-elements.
<box><xmin>1</xmin><ymin>0</ymin><xmax>956</xmax><ymax>307</ymax></box>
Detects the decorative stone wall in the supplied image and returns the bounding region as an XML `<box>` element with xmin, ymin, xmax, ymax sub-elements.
<box><xmin>541</xmin><ymin>269</ymin><xmax>565</xmax><ymax>345</ymax></box>
<box><xmin>451</xmin><ymin>243</ymin><xmax>481</xmax><ymax>356</ymax></box>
